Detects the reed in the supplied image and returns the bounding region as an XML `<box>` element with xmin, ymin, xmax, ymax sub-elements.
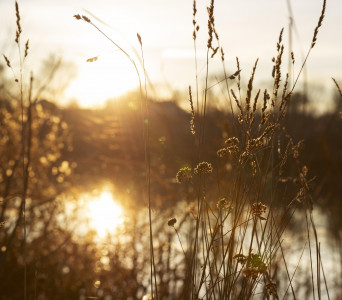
<box><xmin>171</xmin><ymin>0</ymin><xmax>329</xmax><ymax>299</ymax></box>
<box><xmin>73</xmin><ymin>0</ymin><xmax>329</xmax><ymax>298</ymax></box>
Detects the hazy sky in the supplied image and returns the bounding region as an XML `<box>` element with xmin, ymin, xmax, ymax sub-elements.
<box><xmin>1</xmin><ymin>0</ymin><xmax>341</xmax><ymax>109</ymax></box>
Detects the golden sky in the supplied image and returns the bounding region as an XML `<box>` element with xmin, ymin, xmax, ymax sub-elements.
<box><xmin>1</xmin><ymin>0</ymin><xmax>341</xmax><ymax>108</ymax></box>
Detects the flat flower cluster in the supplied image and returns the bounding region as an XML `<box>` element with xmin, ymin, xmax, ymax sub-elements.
<box><xmin>194</xmin><ymin>162</ymin><xmax>213</xmax><ymax>175</ymax></box>
<box><xmin>251</xmin><ymin>202</ymin><xmax>267</xmax><ymax>217</ymax></box>
<box><xmin>233</xmin><ymin>253</ymin><xmax>268</xmax><ymax>279</ymax></box>
<box><xmin>176</xmin><ymin>167</ymin><xmax>192</xmax><ymax>183</ymax></box>
<box><xmin>242</xmin><ymin>253</ymin><xmax>267</xmax><ymax>278</ymax></box>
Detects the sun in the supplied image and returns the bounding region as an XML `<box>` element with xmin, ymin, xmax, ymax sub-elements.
<box><xmin>65</xmin><ymin>53</ymin><xmax>140</xmax><ymax>108</ymax></box>
<box><xmin>85</xmin><ymin>191</ymin><xmax>124</xmax><ymax>237</ymax></box>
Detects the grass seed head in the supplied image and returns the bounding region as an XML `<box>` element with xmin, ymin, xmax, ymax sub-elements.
<box><xmin>207</xmin><ymin>0</ymin><xmax>215</xmax><ymax>49</ymax></box>
<box><xmin>189</xmin><ymin>86</ymin><xmax>195</xmax><ymax>135</ymax></box>
<box><xmin>236</xmin><ymin>57</ymin><xmax>241</xmax><ymax>92</ymax></box>
<box><xmin>24</xmin><ymin>40</ymin><xmax>29</xmax><ymax>58</ymax></box>
<box><xmin>82</xmin><ymin>15</ymin><xmax>91</xmax><ymax>23</ymax></box>
<box><xmin>277</xmin><ymin>28</ymin><xmax>284</xmax><ymax>52</ymax></box>
<box><xmin>253</xmin><ymin>89</ymin><xmax>260</xmax><ymax>112</ymax></box>
<box><xmin>219</xmin><ymin>137</ymin><xmax>240</xmax><ymax>156</ymax></box>
<box><xmin>245</xmin><ymin>59</ymin><xmax>259</xmax><ymax>114</ymax></box>
<box><xmin>211</xmin><ymin>46</ymin><xmax>219</xmax><ymax>58</ymax></box>
<box><xmin>246</xmin><ymin>138</ymin><xmax>263</xmax><ymax>154</ymax></box>
<box><xmin>137</xmin><ymin>33</ymin><xmax>142</xmax><ymax>46</ymax></box>
<box><xmin>332</xmin><ymin>78</ymin><xmax>342</xmax><ymax>98</ymax></box>
<box><xmin>193</xmin><ymin>0</ymin><xmax>197</xmax><ymax>17</ymax></box>
<box><xmin>311</xmin><ymin>0</ymin><xmax>326</xmax><ymax>48</ymax></box>
<box><xmin>3</xmin><ymin>55</ymin><xmax>11</xmax><ymax>68</ymax></box>
<box><xmin>15</xmin><ymin>1</ymin><xmax>22</xmax><ymax>44</ymax></box>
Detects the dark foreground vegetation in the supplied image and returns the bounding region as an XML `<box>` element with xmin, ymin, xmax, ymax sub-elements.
<box><xmin>1</xmin><ymin>93</ymin><xmax>342</xmax><ymax>299</ymax></box>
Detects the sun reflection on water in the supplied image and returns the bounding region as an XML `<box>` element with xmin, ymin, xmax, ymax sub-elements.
<box><xmin>84</xmin><ymin>191</ymin><xmax>124</xmax><ymax>238</ymax></box>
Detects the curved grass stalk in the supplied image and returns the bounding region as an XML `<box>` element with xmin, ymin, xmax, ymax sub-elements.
<box><xmin>74</xmin><ymin>14</ymin><xmax>159</xmax><ymax>299</ymax></box>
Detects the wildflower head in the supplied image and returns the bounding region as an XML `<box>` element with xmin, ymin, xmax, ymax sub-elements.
<box><xmin>242</xmin><ymin>253</ymin><xmax>267</xmax><ymax>278</ymax></box>
<box><xmin>251</xmin><ymin>202</ymin><xmax>267</xmax><ymax>217</ymax></box>
<box><xmin>194</xmin><ymin>162</ymin><xmax>213</xmax><ymax>175</ymax></box>
<box><xmin>216</xmin><ymin>198</ymin><xmax>232</xmax><ymax>210</ymax></box>
<box><xmin>265</xmin><ymin>278</ymin><xmax>278</xmax><ymax>298</ymax></box>
<box><xmin>167</xmin><ymin>217</ymin><xmax>177</xmax><ymax>227</ymax></box>
<box><xmin>247</xmin><ymin>253</ymin><xmax>267</xmax><ymax>270</ymax></box>
<box><xmin>217</xmin><ymin>148</ymin><xmax>228</xmax><ymax>157</ymax></box>
<box><xmin>176</xmin><ymin>167</ymin><xmax>192</xmax><ymax>183</ymax></box>
<box><xmin>233</xmin><ymin>253</ymin><xmax>247</xmax><ymax>264</ymax></box>
<box><xmin>242</xmin><ymin>267</ymin><xmax>259</xmax><ymax>279</ymax></box>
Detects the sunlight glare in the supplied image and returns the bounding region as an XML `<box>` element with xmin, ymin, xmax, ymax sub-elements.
<box><xmin>65</xmin><ymin>54</ymin><xmax>139</xmax><ymax>107</ymax></box>
<box><xmin>86</xmin><ymin>191</ymin><xmax>124</xmax><ymax>238</ymax></box>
